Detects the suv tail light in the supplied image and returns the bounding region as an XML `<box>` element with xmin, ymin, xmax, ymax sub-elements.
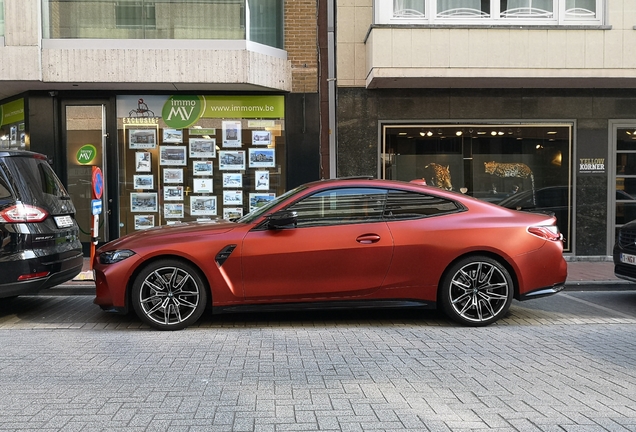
<box><xmin>528</xmin><ymin>225</ymin><xmax>562</xmax><ymax>241</ymax></box>
<box><xmin>0</xmin><ymin>204</ymin><xmax>49</xmax><ymax>223</ymax></box>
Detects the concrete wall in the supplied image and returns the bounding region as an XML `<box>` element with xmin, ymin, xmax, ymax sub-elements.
<box><xmin>337</xmin><ymin>0</ymin><xmax>636</xmax><ymax>88</ymax></box>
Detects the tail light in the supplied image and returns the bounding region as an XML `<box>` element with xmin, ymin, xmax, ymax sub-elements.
<box><xmin>0</xmin><ymin>204</ymin><xmax>49</xmax><ymax>223</ymax></box>
<box><xmin>528</xmin><ymin>225</ymin><xmax>562</xmax><ymax>241</ymax></box>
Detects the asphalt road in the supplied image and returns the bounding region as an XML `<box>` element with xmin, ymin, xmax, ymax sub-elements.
<box><xmin>0</xmin><ymin>288</ymin><xmax>635</xmax><ymax>431</ymax></box>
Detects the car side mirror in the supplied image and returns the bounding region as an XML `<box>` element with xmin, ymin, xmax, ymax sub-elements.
<box><xmin>267</xmin><ymin>210</ymin><xmax>297</xmax><ymax>229</ymax></box>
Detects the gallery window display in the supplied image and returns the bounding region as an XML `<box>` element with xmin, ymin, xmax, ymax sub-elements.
<box><xmin>381</xmin><ymin>123</ymin><xmax>572</xmax><ymax>251</ymax></box>
<box><xmin>117</xmin><ymin>95</ymin><xmax>285</xmax><ymax>236</ymax></box>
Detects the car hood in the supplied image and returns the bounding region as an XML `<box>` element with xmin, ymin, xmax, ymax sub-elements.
<box><xmin>100</xmin><ymin>219</ymin><xmax>240</xmax><ymax>251</ymax></box>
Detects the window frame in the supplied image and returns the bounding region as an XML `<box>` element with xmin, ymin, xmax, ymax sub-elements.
<box><xmin>375</xmin><ymin>0</ymin><xmax>603</xmax><ymax>25</ymax></box>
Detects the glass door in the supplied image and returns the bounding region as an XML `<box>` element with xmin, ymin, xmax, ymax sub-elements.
<box><xmin>64</xmin><ymin>105</ymin><xmax>108</xmax><ymax>254</ymax></box>
<box><xmin>610</xmin><ymin>122</ymin><xmax>636</xmax><ymax>252</ymax></box>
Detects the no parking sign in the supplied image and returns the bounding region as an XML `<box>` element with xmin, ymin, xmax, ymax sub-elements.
<box><xmin>92</xmin><ymin>166</ymin><xmax>103</xmax><ymax>200</ymax></box>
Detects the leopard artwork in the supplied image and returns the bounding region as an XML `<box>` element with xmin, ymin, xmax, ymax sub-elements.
<box><xmin>425</xmin><ymin>163</ymin><xmax>452</xmax><ymax>191</ymax></box>
<box><xmin>484</xmin><ymin>161</ymin><xmax>535</xmax><ymax>203</ymax></box>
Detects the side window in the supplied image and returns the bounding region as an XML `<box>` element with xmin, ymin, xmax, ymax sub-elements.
<box><xmin>286</xmin><ymin>188</ymin><xmax>388</xmax><ymax>227</ymax></box>
<box><xmin>384</xmin><ymin>190</ymin><xmax>460</xmax><ymax>220</ymax></box>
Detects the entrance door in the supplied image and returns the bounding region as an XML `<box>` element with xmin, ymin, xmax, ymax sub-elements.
<box><xmin>64</xmin><ymin>104</ymin><xmax>108</xmax><ymax>255</ymax></box>
<box><xmin>610</xmin><ymin>122</ymin><xmax>636</xmax><ymax>253</ymax></box>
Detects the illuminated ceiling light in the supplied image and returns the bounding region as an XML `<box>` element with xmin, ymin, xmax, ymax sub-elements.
<box><xmin>420</xmin><ymin>132</ymin><xmax>425</xmax><ymax>136</ymax></box>
<box><xmin>426</xmin><ymin>131</ymin><xmax>433</xmax><ymax>137</ymax></box>
<box><xmin>498</xmin><ymin>131</ymin><xmax>504</xmax><ymax>135</ymax></box>
<box><xmin>536</xmin><ymin>144</ymin><xmax>544</xmax><ymax>149</ymax></box>
<box><xmin>491</xmin><ymin>131</ymin><xmax>497</xmax><ymax>136</ymax></box>
<box><xmin>456</xmin><ymin>131</ymin><xmax>463</xmax><ymax>136</ymax></box>
<box><xmin>627</xmin><ymin>131</ymin><xmax>632</xmax><ymax>135</ymax></box>
<box><xmin>547</xmin><ymin>131</ymin><xmax>557</xmax><ymax>135</ymax></box>
<box><xmin>517</xmin><ymin>137</ymin><xmax>523</xmax><ymax>140</ymax></box>
<box><xmin>477</xmin><ymin>131</ymin><xmax>486</xmax><ymax>135</ymax></box>
<box><xmin>398</xmin><ymin>132</ymin><xmax>407</xmax><ymax>135</ymax></box>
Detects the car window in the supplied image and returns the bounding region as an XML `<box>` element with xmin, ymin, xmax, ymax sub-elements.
<box><xmin>285</xmin><ymin>187</ymin><xmax>388</xmax><ymax>227</ymax></box>
<box><xmin>384</xmin><ymin>190</ymin><xmax>460</xmax><ymax>220</ymax></box>
<box><xmin>0</xmin><ymin>171</ymin><xmax>11</xmax><ymax>199</ymax></box>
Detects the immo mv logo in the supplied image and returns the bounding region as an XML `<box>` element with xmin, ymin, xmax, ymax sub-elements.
<box><xmin>162</xmin><ymin>95</ymin><xmax>205</xmax><ymax>129</ymax></box>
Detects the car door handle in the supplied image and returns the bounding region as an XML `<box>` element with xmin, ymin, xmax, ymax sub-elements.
<box><xmin>356</xmin><ymin>234</ymin><xmax>381</xmax><ymax>244</ymax></box>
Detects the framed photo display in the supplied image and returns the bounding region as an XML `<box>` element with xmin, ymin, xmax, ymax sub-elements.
<box><xmin>193</xmin><ymin>178</ymin><xmax>213</xmax><ymax>193</ymax></box>
<box><xmin>135</xmin><ymin>152</ymin><xmax>152</xmax><ymax>172</ymax></box>
<box><xmin>130</xmin><ymin>193</ymin><xmax>158</xmax><ymax>212</ymax></box>
<box><xmin>222</xmin><ymin>173</ymin><xmax>242</xmax><ymax>188</ymax></box>
<box><xmin>160</xmin><ymin>146</ymin><xmax>187</xmax><ymax>166</ymax></box>
<box><xmin>189</xmin><ymin>138</ymin><xmax>216</xmax><ymax>158</ymax></box>
<box><xmin>164</xmin><ymin>203</ymin><xmax>185</xmax><ymax>219</ymax></box>
<box><xmin>163</xmin><ymin>168</ymin><xmax>183</xmax><ymax>184</ymax></box>
<box><xmin>255</xmin><ymin>170</ymin><xmax>270</xmax><ymax>190</ymax></box>
<box><xmin>191</xmin><ymin>196</ymin><xmax>217</xmax><ymax>216</ymax></box>
<box><xmin>134</xmin><ymin>215</ymin><xmax>155</xmax><ymax>230</ymax></box>
<box><xmin>162</xmin><ymin>129</ymin><xmax>183</xmax><ymax>144</ymax></box>
<box><xmin>193</xmin><ymin>160</ymin><xmax>213</xmax><ymax>176</ymax></box>
<box><xmin>222</xmin><ymin>120</ymin><xmax>242</xmax><ymax>147</ymax></box>
<box><xmin>219</xmin><ymin>151</ymin><xmax>246</xmax><ymax>171</ymax></box>
<box><xmin>133</xmin><ymin>175</ymin><xmax>154</xmax><ymax>190</ymax></box>
<box><xmin>252</xmin><ymin>130</ymin><xmax>271</xmax><ymax>145</ymax></box>
<box><xmin>164</xmin><ymin>185</ymin><xmax>184</xmax><ymax>201</ymax></box>
<box><xmin>129</xmin><ymin>129</ymin><xmax>157</xmax><ymax>149</ymax></box>
<box><xmin>248</xmin><ymin>148</ymin><xmax>275</xmax><ymax>168</ymax></box>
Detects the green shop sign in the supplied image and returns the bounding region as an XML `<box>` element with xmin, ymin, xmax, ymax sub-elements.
<box><xmin>162</xmin><ymin>95</ymin><xmax>284</xmax><ymax>128</ymax></box>
<box><xmin>0</xmin><ymin>99</ymin><xmax>25</xmax><ymax>127</ymax></box>
<box><xmin>76</xmin><ymin>144</ymin><xmax>97</xmax><ymax>165</ymax></box>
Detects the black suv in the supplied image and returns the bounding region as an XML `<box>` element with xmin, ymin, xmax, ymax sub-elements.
<box><xmin>0</xmin><ymin>150</ymin><xmax>83</xmax><ymax>298</ymax></box>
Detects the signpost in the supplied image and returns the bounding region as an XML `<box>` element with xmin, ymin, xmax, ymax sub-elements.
<box><xmin>90</xmin><ymin>166</ymin><xmax>104</xmax><ymax>268</ymax></box>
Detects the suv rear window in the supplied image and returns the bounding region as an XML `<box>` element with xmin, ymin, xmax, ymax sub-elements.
<box><xmin>1</xmin><ymin>156</ymin><xmax>70</xmax><ymax>209</ymax></box>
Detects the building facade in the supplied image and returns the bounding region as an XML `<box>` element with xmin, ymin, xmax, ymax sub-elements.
<box><xmin>0</xmin><ymin>0</ymin><xmax>324</xmax><ymax>253</ymax></box>
<box><xmin>336</xmin><ymin>0</ymin><xmax>636</xmax><ymax>257</ymax></box>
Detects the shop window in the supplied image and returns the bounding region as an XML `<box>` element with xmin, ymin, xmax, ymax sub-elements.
<box><xmin>116</xmin><ymin>95</ymin><xmax>285</xmax><ymax>235</ymax></box>
<box><xmin>375</xmin><ymin>0</ymin><xmax>602</xmax><ymax>24</ymax></box>
<box><xmin>381</xmin><ymin>123</ymin><xmax>572</xmax><ymax>251</ymax></box>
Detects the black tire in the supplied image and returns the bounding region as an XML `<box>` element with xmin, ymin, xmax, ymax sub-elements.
<box><xmin>131</xmin><ymin>259</ymin><xmax>208</xmax><ymax>330</ymax></box>
<box><xmin>440</xmin><ymin>256</ymin><xmax>514</xmax><ymax>326</ymax></box>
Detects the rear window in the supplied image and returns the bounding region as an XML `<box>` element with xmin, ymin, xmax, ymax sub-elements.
<box><xmin>1</xmin><ymin>155</ymin><xmax>70</xmax><ymax>208</ymax></box>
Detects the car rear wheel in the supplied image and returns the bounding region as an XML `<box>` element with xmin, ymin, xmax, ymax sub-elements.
<box><xmin>440</xmin><ymin>256</ymin><xmax>513</xmax><ymax>326</ymax></box>
<box><xmin>131</xmin><ymin>260</ymin><xmax>208</xmax><ymax>330</ymax></box>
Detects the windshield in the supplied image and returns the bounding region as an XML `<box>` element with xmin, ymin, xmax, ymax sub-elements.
<box><xmin>237</xmin><ymin>185</ymin><xmax>307</xmax><ymax>224</ymax></box>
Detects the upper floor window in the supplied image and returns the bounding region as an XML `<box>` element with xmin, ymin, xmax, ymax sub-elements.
<box><xmin>0</xmin><ymin>0</ymin><xmax>4</xmax><ymax>37</ymax></box>
<box><xmin>376</xmin><ymin>0</ymin><xmax>603</xmax><ymax>25</ymax></box>
<box><xmin>41</xmin><ymin>0</ymin><xmax>284</xmax><ymax>49</ymax></box>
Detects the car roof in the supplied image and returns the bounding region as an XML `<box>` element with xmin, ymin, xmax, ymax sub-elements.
<box><xmin>0</xmin><ymin>150</ymin><xmax>46</xmax><ymax>159</ymax></box>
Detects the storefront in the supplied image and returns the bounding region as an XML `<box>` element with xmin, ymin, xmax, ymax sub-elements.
<box><xmin>336</xmin><ymin>88</ymin><xmax>636</xmax><ymax>257</ymax></box>
<box><xmin>4</xmin><ymin>91</ymin><xmax>301</xmax><ymax>255</ymax></box>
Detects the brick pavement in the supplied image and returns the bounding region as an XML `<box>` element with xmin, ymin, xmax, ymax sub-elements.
<box><xmin>0</xmin><ymin>292</ymin><xmax>635</xmax><ymax>431</ymax></box>
<box><xmin>1</xmin><ymin>257</ymin><xmax>634</xmax><ymax>431</ymax></box>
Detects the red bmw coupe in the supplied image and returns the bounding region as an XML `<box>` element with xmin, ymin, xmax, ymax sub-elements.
<box><xmin>93</xmin><ymin>178</ymin><xmax>567</xmax><ymax>330</ymax></box>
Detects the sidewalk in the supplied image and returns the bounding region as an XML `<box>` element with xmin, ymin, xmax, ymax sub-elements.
<box><xmin>61</xmin><ymin>256</ymin><xmax>632</xmax><ymax>290</ymax></box>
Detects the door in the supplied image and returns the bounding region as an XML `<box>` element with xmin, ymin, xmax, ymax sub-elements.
<box><xmin>64</xmin><ymin>104</ymin><xmax>108</xmax><ymax>255</ymax></box>
<box><xmin>241</xmin><ymin>187</ymin><xmax>394</xmax><ymax>299</ymax></box>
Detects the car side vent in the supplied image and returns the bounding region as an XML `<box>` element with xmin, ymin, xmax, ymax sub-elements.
<box><xmin>215</xmin><ymin>244</ymin><xmax>237</xmax><ymax>267</ymax></box>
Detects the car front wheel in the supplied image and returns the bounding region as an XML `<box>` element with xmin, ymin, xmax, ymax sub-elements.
<box><xmin>131</xmin><ymin>260</ymin><xmax>208</xmax><ymax>330</ymax></box>
<box><xmin>440</xmin><ymin>256</ymin><xmax>514</xmax><ymax>326</ymax></box>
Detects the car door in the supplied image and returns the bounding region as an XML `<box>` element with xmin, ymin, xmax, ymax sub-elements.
<box><xmin>241</xmin><ymin>187</ymin><xmax>394</xmax><ymax>299</ymax></box>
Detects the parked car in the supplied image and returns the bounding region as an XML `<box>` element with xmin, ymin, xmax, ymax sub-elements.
<box><xmin>0</xmin><ymin>150</ymin><xmax>83</xmax><ymax>298</ymax></box>
<box><xmin>93</xmin><ymin>178</ymin><xmax>567</xmax><ymax>330</ymax></box>
<box><xmin>613</xmin><ymin>219</ymin><xmax>636</xmax><ymax>282</ymax></box>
